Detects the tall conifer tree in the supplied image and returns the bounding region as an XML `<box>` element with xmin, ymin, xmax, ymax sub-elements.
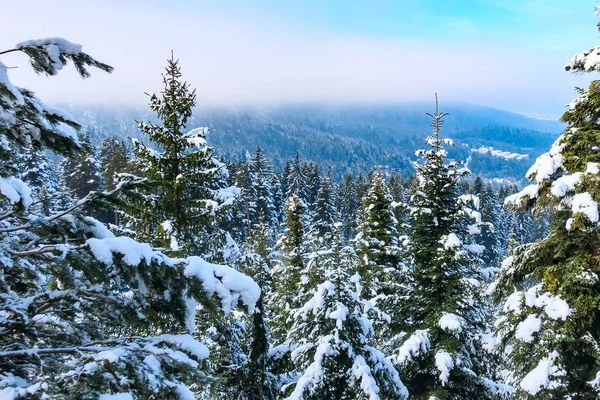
<box><xmin>121</xmin><ymin>54</ymin><xmax>238</xmax><ymax>260</ymax></box>
<box><xmin>493</xmin><ymin>15</ymin><xmax>600</xmax><ymax>396</ymax></box>
<box><xmin>271</xmin><ymin>195</ymin><xmax>308</xmax><ymax>340</ymax></box>
<box><xmin>354</xmin><ymin>170</ymin><xmax>401</xmax><ymax>300</ymax></box>
<box><xmin>393</xmin><ymin>96</ymin><xmax>498</xmax><ymax>399</ymax></box>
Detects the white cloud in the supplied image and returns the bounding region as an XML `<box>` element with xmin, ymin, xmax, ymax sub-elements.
<box><xmin>0</xmin><ymin>0</ymin><xmax>590</xmax><ymax>115</ymax></box>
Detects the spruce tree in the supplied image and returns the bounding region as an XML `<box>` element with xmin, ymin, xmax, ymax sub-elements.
<box><xmin>231</xmin><ymin>218</ymin><xmax>278</xmax><ymax>400</ymax></box>
<box><xmin>304</xmin><ymin>162</ymin><xmax>321</xmax><ymax>207</ymax></box>
<box><xmin>121</xmin><ymin>54</ymin><xmax>238</xmax><ymax>260</ymax></box>
<box><xmin>271</xmin><ymin>195</ymin><xmax>308</xmax><ymax>340</ymax></box>
<box><xmin>234</xmin><ymin>159</ymin><xmax>257</xmax><ymax>241</ymax></box>
<box><xmin>99</xmin><ymin>136</ymin><xmax>133</xmax><ymax>191</ymax></box>
<box><xmin>271</xmin><ymin>173</ymin><xmax>285</xmax><ymax>227</ymax></box>
<box><xmin>340</xmin><ymin>173</ymin><xmax>359</xmax><ymax>243</ymax></box>
<box><xmin>61</xmin><ymin>132</ymin><xmax>102</xmax><ymax>198</ymax></box>
<box><xmin>392</xmin><ymin>96</ymin><xmax>499</xmax><ymax>399</ymax></box>
<box><xmin>285</xmin><ymin>152</ymin><xmax>307</xmax><ymax>201</ymax></box>
<box><xmin>18</xmin><ymin>145</ymin><xmax>59</xmax><ymax>215</ymax></box>
<box><xmin>309</xmin><ymin>171</ymin><xmax>337</xmax><ymax>241</ymax></box>
<box><xmin>354</xmin><ymin>170</ymin><xmax>401</xmax><ymax>300</ymax></box>
<box><xmin>493</xmin><ymin>20</ymin><xmax>600</xmax><ymax>396</ymax></box>
<box><xmin>61</xmin><ymin>132</ymin><xmax>103</xmax><ymax>216</ymax></box>
<box><xmin>477</xmin><ymin>183</ymin><xmax>502</xmax><ymax>270</ymax></box>
<box><xmin>251</xmin><ymin>145</ymin><xmax>279</xmax><ymax>228</ymax></box>
<box><xmin>284</xmin><ymin>226</ymin><xmax>408</xmax><ymax>400</ymax></box>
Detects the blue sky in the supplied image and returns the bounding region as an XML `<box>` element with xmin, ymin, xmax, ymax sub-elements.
<box><xmin>1</xmin><ymin>0</ymin><xmax>599</xmax><ymax>117</ymax></box>
<box><xmin>183</xmin><ymin>0</ymin><xmax>597</xmax><ymax>48</ymax></box>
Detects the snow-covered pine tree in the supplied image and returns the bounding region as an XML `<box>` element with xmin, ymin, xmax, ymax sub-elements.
<box><xmin>61</xmin><ymin>132</ymin><xmax>102</xmax><ymax>198</ymax></box>
<box><xmin>18</xmin><ymin>146</ymin><xmax>58</xmax><ymax>192</ymax></box>
<box><xmin>0</xmin><ymin>37</ymin><xmax>260</xmax><ymax>399</ymax></box>
<box><xmin>285</xmin><ymin>152</ymin><xmax>307</xmax><ymax>202</ymax></box>
<box><xmin>477</xmin><ymin>183</ymin><xmax>501</xmax><ymax>269</ymax></box>
<box><xmin>18</xmin><ymin>144</ymin><xmax>59</xmax><ymax>215</ymax></box>
<box><xmin>470</xmin><ymin>176</ymin><xmax>484</xmax><ymax>196</ymax></box>
<box><xmin>120</xmin><ymin>54</ymin><xmax>239</xmax><ymax>260</ymax></box>
<box><xmin>99</xmin><ymin>136</ymin><xmax>135</xmax><ymax>225</ymax></box>
<box><xmin>284</xmin><ymin>225</ymin><xmax>408</xmax><ymax>400</ymax></box>
<box><xmin>282</xmin><ymin>160</ymin><xmax>292</xmax><ymax>199</ymax></box>
<box><xmin>496</xmin><ymin>185</ymin><xmax>516</xmax><ymax>257</ymax></box>
<box><xmin>251</xmin><ymin>145</ymin><xmax>279</xmax><ymax>228</ymax></box>
<box><xmin>227</xmin><ymin>217</ymin><xmax>279</xmax><ymax>400</ymax></box>
<box><xmin>392</xmin><ymin>96</ymin><xmax>500</xmax><ymax>399</ymax></box>
<box><xmin>271</xmin><ymin>195</ymin><xmax>308</xmax><ymax>341</ymax></box>
<box><xmin>492</xmin><ymin>24</ymin><xmax>600</xmax><ymax>397</ymax></box>
<box><xmin>304</xmin><ymin>162</ymin><xmax>321</xmax><ymax>207</ymax></box>
<box><xmin>309</xmin><ymin>171</ymin><xmax>337</xmax><ymax>241</ymax></box>
<box><xmin>355</xmin><ymin>172</ymin><xmax>369</xmax><ymax>206</ymax></box>
<box><xmin>390</xmin><ymin>173</ymin><xmax>411</xmax><ymax>237</ymax></box>
<box><xmin>340</xmin><ymin>173</ymin><xmax>359</xmax><ymax>243</ymax></box>
<box><xmin>99</xmin><ymin>136</ymin><xmax>133</xmax><ymax>191</ymax></box>
<box><xmin>61</xmin><ymin>132</ymin><xmax>103</xmax><ymax>216</ymax></box>
<box><xmin>233</xmin><ymin>159</ymin><xmax>258</xmax><ymax>241</ymax></box>
<box><xmin>354</xmin><ymin>170</ymin><xmax>401</xmax><ymax>300</ymax></box>
<box><xmin>271</xmin><ymin>173</ymin><xmax>285</xmax><ymax>226</ymax></box>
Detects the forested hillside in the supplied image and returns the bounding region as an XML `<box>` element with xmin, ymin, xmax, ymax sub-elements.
<box><xmin>64</xmin><ymin>103</ymin><xmax>562</xmax><ymax>180</ymax></box>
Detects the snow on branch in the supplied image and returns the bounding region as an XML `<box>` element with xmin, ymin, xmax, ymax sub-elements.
<box><xmin>15</xmin><ymin>37</ymin><xmax>113</xmax><ymax>77</ymax></box>
<box><xmin>184</xmin><ymin>256</ymin><xmax>260</xmax><ymax>313</ymax></box>
<box><xmin>0</xmin><ymin>176</ymin><xmax>32</xmax><ymax>208</ymax></box>
<box><xmin>566</xmin><ymin>45</ymin><xmax>600</xmax><ymax>73</ymax></box>
<box><xmin>0</xmin><ymin>38</ymin><xmax>112</xmax><ymax>156</ymax></box>
<box><xmin>85</xmin><ymin>237</ymin><xmax>260</xmax><ymax>315</ymax></box>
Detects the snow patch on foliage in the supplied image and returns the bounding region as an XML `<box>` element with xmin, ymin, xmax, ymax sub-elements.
<box><xmin>434</xmin><ymin>351</ymin><xmax>454</xmax><ymax>386</ymax></box>
<box><xmin>184</xmin><ymin>256</ymin><xmax>260</xmax><ymax>313</ymax></box>
<box><xmin>442</xmin><ymin>233</ymin><xmax>461</xmax><ymax>249</ymax></box>
<box><xmin>183</xmin><ymin>127</ymin><xmax>209</xmax><ymax>148</ymax></box>
<box><xmin>154</xmin><ymin>334</ymin><xmax>210</xmax><ymax>360</ymax></box>
<box><xmin>503</xmin><ymin>291</ymin><xmax>523</xmax><ymax>315</ymax></box>
<box><xmin>87</xmin><ymin>237</ymin><xmax>157</xmax><ymax>266</ymax></box>
<box><xmin>515</xmin><ymin>315</ymin><xmax>541</xmax><ymax>343</ymax></box>
<box><xmin>286</xmin><ymin>340</ymin><xmax>335</xmax><ymax>400</ymax></box>
<box><xmin>83</xmin><ymin>217</ymin><xmax>115</xmax><ymax>239</ymax></box>
<box><xmin>93</xmin><ymin>348</ymin><xmax>127</xmax><ymax>364</ymax></box>
<box><xmin>507</xmin><ymin>285</ymin><xmax>571</xmax><ymax>321</ymax></box>
<box><xmin>550</xmin><ymin>173</ymin><xmax>582</xmax><ymax>197</ymax></box>
<box><xmin>350</xmin><ymin>355</ymin><xmax>383</xmax><ymax>400</ymax></box>
<box><xmin>393</xmin><ymin>330</ymin><xmax>430</xmax><ymax>364</ymax></box>
<box><xmin>0</xmin><ymin>177</ymin><xmax>32</xmax><ymax>208</ymax></box>
<box><xmin>504</xmin><ymin>185</ymin><xmax>539</xmax><ymax>207</ymax></box>
<box><xmin>520</xmin><ymin>353</ymin><xmax>564</xmax><ymax>395</ymax></box>
<box><xmin>329</xmin><ymin>305</ymin><xmax>349</xmax><ymax>330</ymax></box>
<box><xmin>175</xmin><ymin>383</ymin><xmax>195</xmax><ymax>400</ymax></box>
<box><xmin>526</xmin><ymin>137</ymin><xmax>565</xmax><ymax>183</ymax></box>
<box><xmin>438</xmin><ymin>313</ymin><xmax>464</xmax><ymax>333</ymax></box>
<box><xmin>569</xmin><ymin>193</ymin><xmax>599</xmax><ymax>226</ymax></box>
<box><xmin>586</xmin><ymin>162</ymin><xmax>600</xmax><ymax>175</ymax></box>
<box><xmin>0</xmin><ymin>62</ymin><xmax>25</xmax><ymax>105</ymax></box>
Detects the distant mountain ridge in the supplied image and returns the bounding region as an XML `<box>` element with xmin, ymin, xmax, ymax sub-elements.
<box><xmin>62</xmin><ymin>103</ymin><xmax>564</xmax><ymax>180</ymax></box>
